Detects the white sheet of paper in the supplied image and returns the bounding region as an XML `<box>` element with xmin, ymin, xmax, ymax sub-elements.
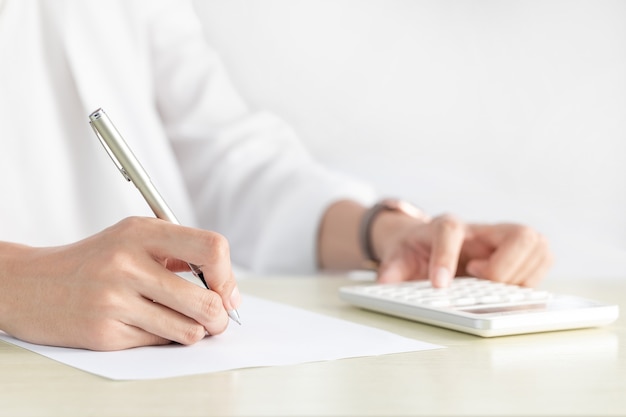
<box><xmin>0</xmin><ymin>295</ymin><xmax>443</xmax><ymax>380</ymax></box>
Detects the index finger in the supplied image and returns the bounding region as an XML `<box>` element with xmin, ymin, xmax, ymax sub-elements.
<box><xmin>141</xmin><ymin>219</ymin><xmax>240</xmax><ymax>312</ymax></box>
<box><xmin>134</xmin><ymin>262</ymin><xmax>231</xmax><ymax>337</ymax></box>
<box><xmin>428</xmin><ymin>215</ymin><xmax>466</xmax><ymax>287</ymax></box>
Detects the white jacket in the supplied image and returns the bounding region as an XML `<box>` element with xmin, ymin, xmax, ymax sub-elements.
<box><xmin>0</xmin><ymin>0</ymin><xmax>376</xmax><ymax>272</ymax></box>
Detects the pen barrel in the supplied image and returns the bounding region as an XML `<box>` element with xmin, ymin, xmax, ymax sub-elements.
<box><xmin>136</xmin><ymin>179</ymin><xmax>180</xmax><ymax>225</ymax></box>
<box><xmin>89</xmin><ymin>109</ymin><xmax>180</xmax><ymax>224</ymax></box>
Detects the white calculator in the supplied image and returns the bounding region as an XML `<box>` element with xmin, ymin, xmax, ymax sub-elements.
<box><xmin>339</xmin><ymin>278</ymin><xmax>619</xmax><ymax>337</ymax></box>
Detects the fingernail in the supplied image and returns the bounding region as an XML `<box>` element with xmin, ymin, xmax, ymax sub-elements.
<box><xmin>230</xmin><ymin>286</ymin><xmax>242</xmax><ymax>308</ymax></box>
<box><xmin>434</xmin><ymin>266</ymin><xmax>451</xmax><ymax>287</ymax></box>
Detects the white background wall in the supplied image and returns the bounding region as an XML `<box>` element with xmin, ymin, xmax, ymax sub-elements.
<box><xmin>193</xmin><ymin>0</ymin><xmax>626</xmax><ymax>280</ymax></box>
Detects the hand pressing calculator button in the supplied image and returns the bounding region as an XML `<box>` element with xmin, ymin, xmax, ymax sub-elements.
<box><xmin>339</xmin><ymin>278</ymin><xmax>619</xmax><ymax>337</ymax></box>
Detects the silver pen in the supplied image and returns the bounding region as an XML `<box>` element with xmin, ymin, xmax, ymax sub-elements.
<box><xmin>89</xmin><ymin>108</ymin><xmax>241</xmax><ymax>325</ymax></box>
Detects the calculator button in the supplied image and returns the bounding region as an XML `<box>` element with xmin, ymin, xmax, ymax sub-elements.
<box><xmin>421</xmin><ymin>298</ymin><xmax>452</xmax><ymax>307</ymax></box>
<box><xmin>528</xmin><ymin>290</ymin><xmax>551</xmax><ymax>300</ymax></box>
<box><xmin>452</xmin><ymin>297</ymin><xmax>477</xmax><ymax>306</ymax></box>
<box><xmin>478</xmin><ymin>295</ymin><xmax>505</xmax><ymax>304</ymax></box>
<box><xmin>504</xmin><ymin>293</ymin><xmax>526</xmax><ymax>302</ymax></box>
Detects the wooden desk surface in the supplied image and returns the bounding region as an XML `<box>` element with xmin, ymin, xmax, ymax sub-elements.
<box><xmin>1</xmin><ymin>276</ymin><xmax>624</xmax><ymax>417</ymax></box>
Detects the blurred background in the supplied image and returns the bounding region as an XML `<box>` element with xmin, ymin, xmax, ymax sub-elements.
<box><xmin>193</xmin><ymin>0</ymin><xmax>626</xmax><ymax>280</ymax></box>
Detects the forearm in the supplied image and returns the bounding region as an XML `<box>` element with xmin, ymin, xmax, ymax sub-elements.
<box><xmin>317</xmin><ymin>200</ymin><xmax>367</xmax><ymax>270</ymax></box>
<box><xmin>0</xmin><ymin>241</ymin><xmax>35</xmax><ymax>331</ymax></box>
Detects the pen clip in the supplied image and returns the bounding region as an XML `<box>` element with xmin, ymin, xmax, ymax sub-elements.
<box><xmin>90</xmin><ymin>120</ymin><xmax>132</xmax><ymax>182</ymax></box>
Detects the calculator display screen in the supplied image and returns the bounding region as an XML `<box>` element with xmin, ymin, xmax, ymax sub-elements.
<box><xmin>460</xmin><ymin>303</ymin><xmax>548</xmax><ymax>315</ymax></box>
<box><xmin>460</xmin><ymin>296</ymin><xmax>601</xmax><ymax>315</ymax></box>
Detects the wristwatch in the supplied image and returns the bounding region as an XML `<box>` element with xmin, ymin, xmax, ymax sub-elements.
<box><xmin>359</xmin><ymin>198</ymin><xmax>428</xmax><ymax>267</ymax></box>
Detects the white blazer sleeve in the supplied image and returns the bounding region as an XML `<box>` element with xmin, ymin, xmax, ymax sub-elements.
<box><xmin>146</xmin><ymin>1</ymin><xmax>377</xmax><ymax>273</ymax></box>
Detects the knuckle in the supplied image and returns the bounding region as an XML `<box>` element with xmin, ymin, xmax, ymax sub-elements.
<box><xmin>113</xmin><ymin>216</ymin><xmax>159</xmax><ymax>242</ymax></box>
<box><xmin>92</xmin><ymin>289</ymin><xmax>122</xmax><ymax>313</ymax></box>
<box><xmin>195</xmin><ymin>292</ymin><xmax>229</xmax><ymax>336</ymax></box>
<box><xmin>436</xmin><ymin>214</ymin><xmax>463</xmax><ymax>233</ymax></box>
<box><xmin>208</xmin><ymin>317</ymin><xmax>229</xmax><ymax>336</ymax></box>
<box><xmin>483</xmin><ymin>266</ymin><xmax>505</xmax><ymax>282</ymax></box>
<box><xmin>478</xmin><ymin>262</ymin><xmax>507</xmax><ymax>282</ymax></box>
<box><xmin>83</xmin><ymin>320</ymin><xmax>120</xmax><ymax>351</ymax></box>
<box><xmin>511</xmin><ymin>225</ymin><xmax>539</xmax><ymax>246</ymax></box>
<box><xmin>97</xmin><ymin>249</ymin><xmax>139</xmax><ymax>282</ymax></box>
<box><xmin>116</xmin><ymin>216</ymin><xmax>147</xmax><ymax>234</ymax></box>
<box><xmin>105</xmin><ymin>248</ymin><xmax>134</xmax><ymax>269</ymax></box>
<box><xmin>538</xmin><ymin>233</ymin><xmax>552</xmax><ymax>252</ymax></box>
<box><xmin>83</xmin><ymin>299</ymin><xmax>128</xmax><ymax>350</ymax></box>
<box><xmin>179</xmin><ymin>323</ymin><xmax>206</xmax><ymax>345</ymax></box>
<box><xmin>204</xmin><ymin>232</ymin><xmax>230</xmax><ymax>259</ymax></box>
<box><xmin>197</xmin><ymin>292</ymin><xmax>224</xmax><ymax>321</ymax></box>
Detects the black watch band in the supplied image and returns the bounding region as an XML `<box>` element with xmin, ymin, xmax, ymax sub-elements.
<box><xmin>359</xmin><ymin>199</ymin><xmax>426</xmax><ymax>268</ymax></box>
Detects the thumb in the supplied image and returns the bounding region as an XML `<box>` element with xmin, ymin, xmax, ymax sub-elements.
<box><xmin>377</xmin><ymin>257</ymin><xmax>411</xmax><ymax>283</ymax></box>
<box><xmin>465</xmin><ymin>259</ymin><xmax>488</xmax><ymax>278</ymax></box>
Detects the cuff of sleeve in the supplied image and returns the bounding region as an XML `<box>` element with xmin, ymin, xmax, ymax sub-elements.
<box><xmin>250</xmin><ymin>169</ymin><xmax>378</xmax><ymax>274</ymax></box>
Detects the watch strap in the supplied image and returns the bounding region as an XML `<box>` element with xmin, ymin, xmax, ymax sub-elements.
<box><xmin>359</xmin><ymin>199</ymin><xmax>426</xmax><ymax>267</ymax></box>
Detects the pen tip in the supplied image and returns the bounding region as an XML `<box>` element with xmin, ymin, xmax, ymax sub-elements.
<box><xmin>228</xmin><ymin>309</ymin><xmax>242</xmax><ymax>325</ymax></box>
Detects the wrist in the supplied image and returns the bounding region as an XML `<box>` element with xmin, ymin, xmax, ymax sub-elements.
<box><xmin>360</xmin><ymin>199</ymin><xmax>429</xmax><ymax>268</ymax></box>
<box><xmin>0</xmin><ymin>242</ymin><xmax>38</xmax><ymax>328</ymax></box>
<box><xmin>0</xmin><ymin>241</ymin><xmax>35</xmax><ymax>277</ymax></box>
